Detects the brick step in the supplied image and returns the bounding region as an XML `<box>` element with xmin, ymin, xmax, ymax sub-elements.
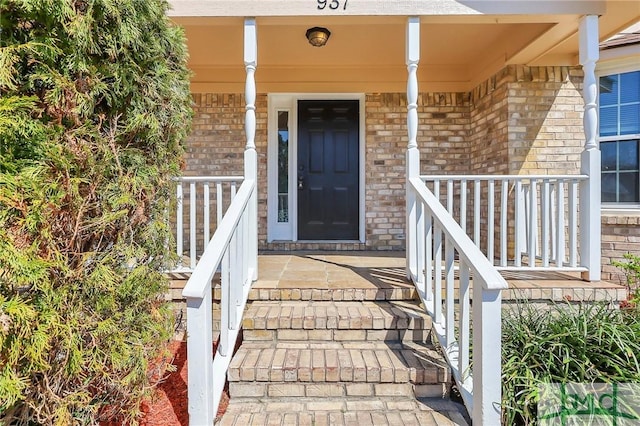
<box><xmin>227</xmin><ymin>341</ymin><xmax>450</xmax><ymax>395</ymax></box>
<box><xmin>167</xmin><ymin>278</ymin><xmax>417</xmax><ymax>302</ymax></box>
<box><xmin>241</xmin><ymin>300</ymin><xmax>432</xmax><ymax>342</ymax></box>
<box><xmin>245</xmin><ymin>285</ymin><xmax>417</xmax><ymax>302</ymax></box>
<box><xmin>218</xmin><ymin>397</ymin><xmax>469</xmax><ymax>426</ymax></box>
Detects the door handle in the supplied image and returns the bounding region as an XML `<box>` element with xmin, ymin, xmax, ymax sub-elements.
<box><xmin>298</xmin><ymin>175</ymin><xmax>304</xmax><ymax>190</ymax></box>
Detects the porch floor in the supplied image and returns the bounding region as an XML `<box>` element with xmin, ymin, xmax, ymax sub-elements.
<box><xmin>251</xmin><ymin>251</ymin><xmax>627</xmax><ymax>303</ymax></box>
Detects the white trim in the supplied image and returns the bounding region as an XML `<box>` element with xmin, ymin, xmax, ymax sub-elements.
<box><xmin>602</xmin><ymin>206</ymin><xmax>640</xmax><ymax>214</ymax></box>
<box><xmin>599</xmin><ymin>133</ymin><xmax>640</xmax><ymax>143</ymax></box>
<box><xmin>267</xmin><ymin>93</ymin><xmax>366</xmax><ymax>243</ymax></box>
<box><xmin>597</xmin><ymin>63</ymin><xmax>640</xmax><ymax>207</ymax></box>
<box><xmin>598</xmin><ymin>46</ymin><xmax>640</xmax><ymax>74</ymax></box>
<box><xmin>168</xmin><ymin>0</ymin><xmax>605</xmax><ymax>18</ymax></box>
<box><xmin>267</xmin><ymin>104</ymin><xmax>293</xmax><ymax>241</ymax></box>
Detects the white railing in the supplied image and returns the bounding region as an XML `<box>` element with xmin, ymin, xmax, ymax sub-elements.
<box><xmin>408</xmin><ymin>177</ymin><xmax>508</xmax><ymax>425</ymax></box>
<box><xmin>172</xmin><ymin>176</ymin><xmax>243</xmax><ymax>271</ymax></box>
<box><xmin>182</xmin><ymin>177</ymin><xmax>257</xmax><ymax>424</ymax></box>
<box><xmin>422</xmin><ymin>174</ymin><xmax>589</xmax><ymax>272</ymax></box>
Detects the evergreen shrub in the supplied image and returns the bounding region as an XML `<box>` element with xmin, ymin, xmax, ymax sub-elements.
<box><xmin>0</xmin><ymin>0</ymin><xmax>192</xmax><ymax>423</ymax></box>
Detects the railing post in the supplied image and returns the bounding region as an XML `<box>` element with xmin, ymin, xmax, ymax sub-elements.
<box><xmin>472</xmin><ymin>284</ymin><xmax>503</xmax><ymax>425</ymax></box>
<box><xmin>406</xmin><ymin>16</ymin><xmax>420</xmax><ymax>279</ymax></box>
<box><xmin>185</xmin><ymin>290</ymin><xmax>214</xmax><ymax>425</ymax></box>
<box><xmin>244</xmin><ymin>17</ymin><xmax>258</xmax><ymax>281</ymax></box>
<box><xmin>579</xmin><ymin>15</ymin><xmax>601</xmax><ymax>281</ymax></box>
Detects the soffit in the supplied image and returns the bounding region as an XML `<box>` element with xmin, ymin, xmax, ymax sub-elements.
<box><xmin>174</xmin><ymin>5</ymin><xmax>640</xmax><ymax>92</ymax></box>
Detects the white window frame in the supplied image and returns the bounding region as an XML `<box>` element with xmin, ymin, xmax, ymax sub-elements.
<box><xmin>267</xmin><ymin>93</ymin><xmax>366</xmax><ymax>243</ymax></box>
<box><xmin>597</xmin><ymin>60</ymin><xmax>640</xmax><ymax>211</ymax></box>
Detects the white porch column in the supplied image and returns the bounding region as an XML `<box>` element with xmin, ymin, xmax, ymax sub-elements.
<box><xmin>244</xmin><ymin>18</ymin><xmax>258</xmax><ymax>280</ymax></box>
<box><xmin>406</xmin><ymin>16</ymin><xmax>420</xmax><ymax>279</ymax></box>
<box><xmin>579</xmin><ymin>15</ymin><xmax>601</xmax><ymax>281</ymax></box>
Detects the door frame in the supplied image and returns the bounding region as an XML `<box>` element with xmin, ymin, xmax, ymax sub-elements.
<box><xmin>267</xmin><ymin>93</ymin><xmax>366</xmax><ymax>243</ymax></box>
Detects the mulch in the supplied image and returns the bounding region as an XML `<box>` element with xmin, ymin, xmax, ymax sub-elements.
<box><xmin>139</xmin><ymin>339</ymin><xmax>229</xmax><ymax>425</ymax></box>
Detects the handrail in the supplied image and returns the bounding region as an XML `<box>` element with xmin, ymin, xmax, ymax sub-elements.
<box><xmin>173</xmin><ymin>175</ymin><xmax>243</xmax><ymax>182</ymax></box>
<box><xmin>182</xmin><ymin>178</ymin><xmax>256</xmax><ymax>424</ymax></box>
<box><xmin>421</xmin><ymin>174</ymin><xmax>588</xmax><ymax>180</ymax></box>
<box><xmin>410</xmin><ymin>177</ymin><xmax>508</xmax><ymax>290</ymax></box>
<box><xmin>408</xmin><ymin>176</ymin><xmax>507</xmax><ymax>424</ymax></box>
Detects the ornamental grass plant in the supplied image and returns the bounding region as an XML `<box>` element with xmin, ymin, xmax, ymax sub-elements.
<box><xmin>501</xmin><ymin>301</ymin><xmax>640</xmax><ymax>425</ymax></box>
<box><xmin>0</xmin><ymin>1</ymin><xmax>192</xmax><ymax>423</ymax></box>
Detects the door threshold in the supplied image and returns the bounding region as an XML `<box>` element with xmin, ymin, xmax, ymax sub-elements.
<box><xmin>261</xmin><ymin>241</ymin><xmax>367</xmax><ymax>251</ymax></box>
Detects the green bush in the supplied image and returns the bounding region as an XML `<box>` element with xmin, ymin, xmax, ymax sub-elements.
<box><xmin>613</xmin><ymin>253</ymin><xmax>640</xmax><ymax>307</ymax></box>
<box><xmin>0</xmin><ymin>0</ymin><xmax>192</xmax><ymax>423</ymax></box>
<box><xmin>502</xmin><ymin>302</ymin><xmax>640</xmax><ymax>425</ymax></box>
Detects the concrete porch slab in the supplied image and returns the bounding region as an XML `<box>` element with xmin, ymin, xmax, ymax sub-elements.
<box><xmin>247</xmin><ymin>251</ymin><xmax>627</xmax><ymax>304</ymax></box>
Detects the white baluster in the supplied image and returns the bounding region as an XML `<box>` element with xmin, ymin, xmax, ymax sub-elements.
<box><xmin>541</xmin><ymin>179</ymin><xmax>550</xmax><ymax>267</ymax></box>
<box><xmin>447</xmin><ymin>179</ymin><xmax>454</xmax><ymax>215</ymax></box>
<box><xmin>515</xmin><ymin>180</ymin><xmax>523</xmax><ymax>267</ymax></box>
<box><xmin>445</xmin><ymin>239</ymin><xmax>455</xmax><ymax>346</ymax></box>
<box><xmin>176</xmin><ymin>182</ymin><xmax>183</xmax><ymax>261</ymax></box>
<box><xmin>425</xmin><ymin>212</ymin><xmax>433</xmax><ymax>306</ymax></box>
<box><xmin>203</xmin><ymin>182</ymin><xmax>210</xmax><ymax>248</ymax></box>
<box><xmin>220</xmin><ymin>248</ymin><xmax>230</xmax><ymax>356</ymax></box>
<box><xmin>474</xmin><ymin>180</ymin><xmax>480</xmax><ymax>246</ymax></box>
<box><xmin>528</xmin><ymin>179</ymin><xmax>537</xmax><ymax>267</ymax></box>
<box><xmin>217</xmin><ymin>182</ymin><xmax>223</xmax><ymax>226</ymax></box>
<box><xmin>488</xmin><ymin>179</ymin><xmax>495</xmax><ymax>263</ymax></box>
<box><xmin>569</xmin><ymin>180</ymin><xmax>579</xmax><ymax>267</ymax></box>
<box><xmin>550</xmin><ymin>182</ymin><xmax>557</xmax><ymax>262</ymax></box>
<box><xmin>434</xmin><ymin>223</ymin><xmax>442</xmax><ymax>325</ymax></box>
<box><xmin>190</xmin><ymin>182</ymin><xmax>197</xmax><ymax>269</ymax></box>
<box><xmin>500</xmin><ymin>179</ymin><xmax>508</xmax><ymax>267</ymax></box>
<box><xmin>229</xmin><ymin>228</ymin><xmax>239</xmax><ymax>330</ymax></box>
<box><xmin>416</xmin><ymin>201</ymin><xmax>425</xmax><ymax>286</ymax></box>
<box><xmin>458</xmin><ymin>261</ymin><xmax>470</xmax><ymax>384</ymax></box>
<box><xmin>460</xmin><ymin>179</ymin><xmax>467</xmax><ymax>235</ymax></box>
<box><xmin>556</xmin><ymin>180</ymin><xmax>565</xmax><ymax>267</ymax></box>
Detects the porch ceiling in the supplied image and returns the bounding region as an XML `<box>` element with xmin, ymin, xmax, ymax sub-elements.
<box><xmin>173</xmin><ymin>4</ymin><xmax>640</xmax><ymax>93</ymax></box>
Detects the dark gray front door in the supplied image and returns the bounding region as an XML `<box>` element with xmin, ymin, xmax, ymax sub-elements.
<box><xmin>297</xmin><ymin>100</ymin><xmax>359</xmax><ymax>240</ymax></box>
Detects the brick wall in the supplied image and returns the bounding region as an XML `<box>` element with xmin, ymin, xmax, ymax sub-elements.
<box><xmin>602</xmin><ymin>214</ymin><xmax>640</xmax><ymax>284</ymax></box>
<box><xmin>506</xmin><ymin>66</ymin><xmax>584</xmax><ymax>175</ymax></box>
<box><xmin>183</xmin><ymin>93</ymin><xmax>269</xmax><ymax>252</ymax></box>
<box><xmin>468</xmin><ymin>65</ymin><xmax>584</xmax><ymax>175</ymax></box>
<box><xmin>364</xmin><ymin>93</ymin><xmax>471</xmax><ymax>249</ymax></box>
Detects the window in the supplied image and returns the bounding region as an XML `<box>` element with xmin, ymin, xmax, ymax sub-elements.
<box><xmin>600</xmin><ymin>70</ymin><xmax>640</xmax><ymax>203</ymax></box>
<box><xmin>277</xmin><ymin>111</ymin><xmax>289</xmax><ymax>222</ymax></box>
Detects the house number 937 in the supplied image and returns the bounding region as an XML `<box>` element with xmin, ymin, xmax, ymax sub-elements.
<box><xmin>317</xmin><ymin>0</ymin><xmax>348</xmax><ymax>11</ymax></box>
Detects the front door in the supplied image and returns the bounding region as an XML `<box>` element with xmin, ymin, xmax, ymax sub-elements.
<box><xmin>297</xmin><ymin>100</ymin><xmax>359</xmax><ymax>240</ymax></box>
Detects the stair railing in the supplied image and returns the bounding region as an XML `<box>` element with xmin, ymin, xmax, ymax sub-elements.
<box><xmin>408</xmin><ymin>176</ymin><xmax>509</xmax><ymax>425</ymax></box>
<box><xmin>181</xmin><ymin>177</ymin><xmax>257</xmax><ymax>424</ymax></box>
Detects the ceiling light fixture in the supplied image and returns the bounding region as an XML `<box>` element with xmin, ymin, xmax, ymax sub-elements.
<box><xmin>306</xmin><ymin>27</ymin><xmax>331</xmax><ymax>47</ymax></box>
